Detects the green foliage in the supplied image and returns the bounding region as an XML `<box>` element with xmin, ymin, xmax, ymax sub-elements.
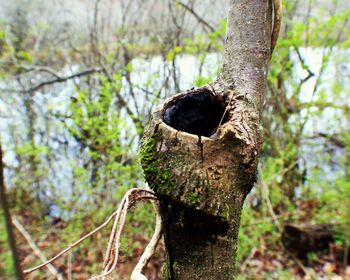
<box><xmin>166</xmin><ymin>46</ymin><xmax>182</xmax><ymax>62</ymax></box>
<box><xmin>194</xmin><ymin>75</ymin><xmax>213</xmax><ymax>87</ymax></box>
<box><xmin>237</xmin><ymin>206</ymin><xmax>278</xmax><ymax>261</ymax></box>
<box><xmin>15</xmin><ymin>144</ymin><xmax>49</xmax><ymax>157</ymax></box>
<box><xmin>66</xmin><ymin>72</ymin><xmax>142</xmax><ymax>205</ymax></box>
<box><xmin>16</xmin><ymin>50</ymin><xmax>32</xmax><ymax>63</ymax></box>
<box><xmin>311</xmin><ymin>135</ymin><xmax>350</xmax><ymax>245</ymax></box>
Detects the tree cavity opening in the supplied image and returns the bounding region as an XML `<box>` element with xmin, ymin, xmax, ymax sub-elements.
<box><xmin>163</xmin><ymin>89</ymin><xmax>228</xmax><ymax>137</ymax></box>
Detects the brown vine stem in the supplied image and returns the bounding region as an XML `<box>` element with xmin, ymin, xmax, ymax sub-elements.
<box><xmin>23</xmin><ymin>188</ymin><xmax>161</xmax><ymax>280</ymax></box>
<box><xmin>271</xmin><ymin>0</ymin><xmax>282</xmax><ymax>55</ymax></box>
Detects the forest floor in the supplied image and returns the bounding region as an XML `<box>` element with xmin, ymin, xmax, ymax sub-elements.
<box><xmin>5</xmin><ymin>208</ymin><xmax>349</xmax><ymax>280</ymax></box>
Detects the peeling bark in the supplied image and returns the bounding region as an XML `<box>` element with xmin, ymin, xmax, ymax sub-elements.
<box><xmin>140</xmin><ymin>0</ymin><xmax>272</xmax><ymax>279</ymax></box>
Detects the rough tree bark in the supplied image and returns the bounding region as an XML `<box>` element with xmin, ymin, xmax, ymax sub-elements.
<box><xmin>140</xmin><ymin>0</ymin><xmax>272</xmax><ymax>279</ymax></box>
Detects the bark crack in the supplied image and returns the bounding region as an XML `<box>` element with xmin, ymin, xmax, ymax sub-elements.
<box><xmin>197</xmin><ymin>136</ymin><xmax>204</xmax><ymax>163</ymax></box>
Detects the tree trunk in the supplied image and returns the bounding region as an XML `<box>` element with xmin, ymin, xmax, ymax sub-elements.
<box><xmin>140</xmin><ymin>0</ymin><xmax>272</xmax><ymax>279</ymax></box>
<box><xmin>0</xmin><ymin>142</ymin><xmax>24</xmax><ymax>280</ymax></box>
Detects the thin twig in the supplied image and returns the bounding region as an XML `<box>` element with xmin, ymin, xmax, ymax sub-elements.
<box><xmin>23</xmin><ymin>67</ymin><xmax>102</xmax><ymax>93</ymax></box>
<box><xmin>12</xmin><ymin>216</ymin><xmax>64</xmax><ymax>280</ymax></box>
<box><xmin>240</xmin><ymin>247</ymin><xmax>257</xmax><ymax>272</ymax></box>
<box><xmin>213</xmin><ymin>91</ymin><xmax>235</xmax><ymax>134</ymax></box>
<box><xmin>175</xmin><ymin>0</ymin><xmax>225</xmax><ymax>42</ymax></box>
<box><xmin>261</xmin><ymin>178</ymin><xmax>282</xmax><ymax>232</ymax></box>
<box><xmin>285</xmin><ymin>248</ymin><xmax>317</xmax><ymax>279</ymax></box>
<box><xmin>67</xmin><ymin>251</ymin><xmax>73</xmax><ymax>280</ymax></box>
<box><xmin>23</xmin><ymin>195</ymin><xmax>128</xmax><ymax>274</ymax></box>
<box><xmin>20</xmin><ymin>65</ymin><xmax>61</xmax><ymax>78</ymax></box>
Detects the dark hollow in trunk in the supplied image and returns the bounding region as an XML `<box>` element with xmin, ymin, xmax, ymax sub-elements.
<box><xmin>163</xmin><ymin>89</ymin><xmax>228</xmax><ymax>137</ymax></box>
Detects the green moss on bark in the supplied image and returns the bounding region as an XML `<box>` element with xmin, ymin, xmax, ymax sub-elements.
<box><xmin>140</xmin><ymin>133</ymin><xmax>176</xmax><ymax>195</ymax></box>
<box><xmin>184</xmin><ymin>190</ymin><xmax>200</xmax><ymax>207</ymax></box>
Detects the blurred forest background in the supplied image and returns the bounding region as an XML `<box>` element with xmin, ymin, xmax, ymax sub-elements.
<box><xmin>0</xmin><ymin>0</ymin><xmax>350</xmax><ymax>279</ymax></box>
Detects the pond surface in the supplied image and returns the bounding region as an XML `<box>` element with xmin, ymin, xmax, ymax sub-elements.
<box><xmin>0</xmin><ymin>48</ymin><xmax>349</xmax><ymax>210</ymax></box>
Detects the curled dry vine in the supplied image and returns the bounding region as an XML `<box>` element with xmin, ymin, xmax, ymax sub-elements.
<box><xmin>271</xmin><ymin>0</ymin><xmax>282</xmax><ymax>55</ymax></box>
<box><xmin>22</xmin><ymin>188</ymin><xmax>162</xmax><ymax>280</ymax></box>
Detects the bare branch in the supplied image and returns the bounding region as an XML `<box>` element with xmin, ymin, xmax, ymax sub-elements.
<box><xmin>23</xmin><ymin>67</ymin><xmax>102</xmax><ymax>93</ymax></box>
<box><xmin>175</xmin><ymin>0</ymin><xmax>224</xmax><ymax>42</ymax></box>
<box><xmin>100</xmin><ymin>66</ymin><xmax>144</xmax><ymax>133</ymax></box>
<box><xmin>12</xmin><ymin>216</ymin><xmax>64</xmax><ymax>280</ymax></box>
<box><xmin>20</xmin><ymin>65</ymin><xmax>61</xmax><ymax>78</ymax></box>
